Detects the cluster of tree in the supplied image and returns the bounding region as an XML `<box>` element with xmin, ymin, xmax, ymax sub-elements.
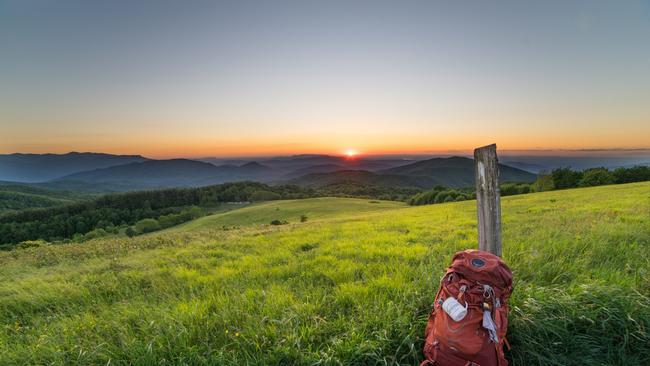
<box><xmin>546</xmin><ymin>166</ymin><xmax>650</xmax><ymax>190</ymax></box>
<box><xmin>407</xmin><ymin>186</ymin><xmax>475</xmax><ymax>205</ymax></box>
<box><xmin>316</xmin><ymin>182</ymin><xmax>421</xmax><ymax>202</ymax></box>
<box><xmin>408</xmin><ymin>165</ymin><xmax>650</xmax><ymax>206</ymax></box>
<box><xmin>125</xmin><ymin>206</ymin><xmax>204</xmax><ymax>237</ymax></box>
<box><xmin>500</xmin><ymin>182</ymin><xmax>533</xmax><ymax>196</ymax></box>
<box><xmin>0</xmin><ymin>184</ymin><xmax>85</xmax><ymax>213</ymax></box>
<box><xmin>0</xmin><ymin>191</ymin><xmax>69</xmax><ymax>213</ymax></box>
<box><xmin>0</xmin><ymin>182</ymin><xmax>315</xmax><ymax>248</ymax></box>
<box><xmin>197</xmin><ymin>182</ymin><xmax>316</xmax><ymax>204</ymax></box>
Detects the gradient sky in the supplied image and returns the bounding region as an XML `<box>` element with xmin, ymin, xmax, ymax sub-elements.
<box><xmin>1</xmin><ymin>0</ymin><xmax>649</xmax><ymax>157</ymax></box>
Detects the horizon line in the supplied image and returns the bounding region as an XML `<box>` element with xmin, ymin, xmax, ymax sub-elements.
<box><xmin>2</xmin><ymin>147</ymin><xmax>650</xmax><ymax>160</ymax></box>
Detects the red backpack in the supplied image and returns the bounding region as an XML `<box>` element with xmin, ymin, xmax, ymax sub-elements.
<box><xmin>421</xmin><ymin>250</ymin><xmax>513</xmax><ymax>366</ymax></box>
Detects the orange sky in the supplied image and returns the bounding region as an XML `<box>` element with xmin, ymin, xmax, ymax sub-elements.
<box><xmin>1</xmin><ymin>1</ymin><xmax>649</xmax><ymax>158</ymax></box>
<box><xmin>3</xmin><ymin>131</ymin><xmax>648</xmax><ymax>158</ymax></box>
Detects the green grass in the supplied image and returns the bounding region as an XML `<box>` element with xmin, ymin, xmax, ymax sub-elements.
<box><xmin>181</xmin><ymin>197</ymin><xmax>405</xmax><ymax>229</ymax></box>
<box><xmin>1</xmin><ymin>183</ymin><xmax>649</xmax><ymax>365</ymax></box>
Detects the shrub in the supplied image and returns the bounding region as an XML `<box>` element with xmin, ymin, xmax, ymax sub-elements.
<box><xmin>158</xmin><ymin>214</ymin><xmax>178</xmax><ymax>229</ymax></box>
<box><xmin>407</xmin><ymin>190</ymin><xmax>436</xmax><ymax>205</ymax></box>
<box><xmin>106</xmin><ymin>224</ymin><xmax>118</xmax><ymax>234</ymax></box>
<box><xmin>125</xmin><ymin>227</ymin><xmax>136</xmax><ymax>237</ymax></box>
<box><xmin>531</xmin><ymin>172</ymin><xmax>555</xmax><ymax>192</ymax></box>
<box><xmin>552</xmin><ymin>168</ymin><xmax>583</xmax><ymax>189</ymax></box>
<box><xmin>300</xmin><ymin>215</ymin><xmax>308</xmax><ymax>222</ymax></box>
<box><xmin>270</xmin><ymin>219</ymin><xmax>288</xmax><ymax>225</ymax></box>
<box><xmin>17</xmin><ymin>239</ymin><xmax>48</xmax><ymax>249</ymax></box>
<box><xmin>501</xmin><ymin>183</ymin><xmax>534</xmax><ymax>196</ymax></box>
<box><xmin>250</xmin><ymin>190</ymin><xmax>282</xmax><ymax>201</ymax></box>
<box><xmin>95</xmin><ymin>219</ymin><xmax>112</xmax><ymax>229</ymax></box>
<box><xmin>579</xmin><ymin>168</ymin><xmax>615</xmax><ymax>187</ymax></box>
<box><xmin>613</xmin><ymin>166</ymin><xmax>650</xmax><ymax>184</ymax></box>
<box><xmin>82</xmin><ymin>228</ymin><xmax>108</xmax><ymax>241</ymax></box>
<box><xmin>186</xmin><ymin>205</ymin><xmax>203</xmax><ymax>219</ymax></box>
<box><xmin>135</xmin><ymin>218</ymin><xmax>160</xmax><ymax>233</ymax></box>
<box><xmin>501</xmin><ymin>183</ymin><xmax>519</xmax><ymax>196</ymax></box>
<box><xmin>434</xmin><ymin>190</ymin><xmax>456</xmax><ymax>203</ymax></box>
<box><xmin>408</xmin><ymin>187</ymin><xmax>471</xmax><ymax>206</ymax></box>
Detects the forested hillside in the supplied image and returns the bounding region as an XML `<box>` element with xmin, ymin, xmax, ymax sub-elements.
<box><xmin>0</xmin><ymin>182</ymin><xmax>315</xmax><ymax>247</ymax></box>
<box><xmin>0</xmin><ymin>183</ymin><xmax>88</xmax><ymax>213</ymax></box>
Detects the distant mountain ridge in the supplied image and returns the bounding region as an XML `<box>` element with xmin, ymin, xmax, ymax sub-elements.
<box><xmin>289</xmin><ymin>156</ymin><xmax>536</xmax><ymax>189</ymax></box>
<box><xmin>199</xmin><ymin>154</ymin><xmax>413</xmax><ymax>174</ymax></box>
<box><xmin>287</xmin><ymin>170</ymin><xmax>429</xmax><ymax>189</ymax></box>
<box><xmin>0</xmin><ymin>152</ymin><xmax>148</xmax><ymax>182</ymax></box>
<box><xmin>2</xmin><ymin>152</ymin><xmax>535</xmax><ymax>191</ymax></box>
<box><xmin>379</xmin><ymin>156</ymin><xmax>535</xmax><ymax>187</ymax></box>
<box><xmin>282</xmin><ymin>164</ymin><xmax>347</xmax><ymax>178</ymax></box>
<box><xmin>55</xmin><ymin>159</ymin><xmax>278</xmax><ymax>190</ymax></box>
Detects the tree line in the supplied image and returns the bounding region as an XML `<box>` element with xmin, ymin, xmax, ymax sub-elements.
<box><xmin>407</xmin><ymin>186</ymin><xmax>475</xmax><ymax>205</ymax></box>
<box><xmin>542</xmin><ymin>166</ymin><xmax>650</xmax><ymax>190</ymax></box>
<box><xmin>317</xmin><ymin>182</ymin><xmax>420</xmax><ymax>202</ymax></box>
<box><xmin>408</xmin><ymin>165</ymin><xmax>650</xmax><ymax>206</ymax></box>
<box><xmin>2</xmin><ymin>165</ymin><xmax>647</xmax><ymax>247</ymax></box>
<box><xmin>0</xmin><ymin>182</ymin><xmax>316</xmax><ymax>248</ymax></box>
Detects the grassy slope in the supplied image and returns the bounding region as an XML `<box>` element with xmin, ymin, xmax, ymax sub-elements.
<box><xmin>1</xmin><ymin>184</ymin><xmax>649</xmax><ymax>365</ymax></box>
<box><xmin>181</xmin><ymin>197</ymin><xmax>405</xmax><ymax>229</ymax></box>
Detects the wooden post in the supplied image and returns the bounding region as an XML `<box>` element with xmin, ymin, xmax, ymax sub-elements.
<box><xmin>474</xmin><ymin>144</ymin><xmax>502</xmax><ymax>256</ymax></box>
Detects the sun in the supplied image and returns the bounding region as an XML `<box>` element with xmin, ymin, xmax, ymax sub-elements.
<box><xmin>344</xmin><ymin>148</ymin><xmax>358</xmax><ymax>158</ymax></box>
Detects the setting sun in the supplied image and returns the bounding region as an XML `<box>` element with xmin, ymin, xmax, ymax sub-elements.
<box><xmin>0</xmin><ymin>2</ymin><xmax>649</xmax><ymax>364</ymax></box>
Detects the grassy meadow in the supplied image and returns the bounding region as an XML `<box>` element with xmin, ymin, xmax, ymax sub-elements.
<box><xmin>1</xmin><ymin>183</ymin><xmax>649</xmax><ymax>365</ymax></box>
<box><xmin>180</xmin><ymin>197</ymin><xmax>405</xmax><ymax>230</ymax></box>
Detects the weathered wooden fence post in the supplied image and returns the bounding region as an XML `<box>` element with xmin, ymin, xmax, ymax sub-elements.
<box><xmin>474</xmin><ymin>144</ymin><xmax>502</xmax><ymax>256</ymax></box>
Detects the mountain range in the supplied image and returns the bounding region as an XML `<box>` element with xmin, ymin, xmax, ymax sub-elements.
<box><xmin>288</xmin><ymin>157</ymin><xmax>535</xmax><ymax>189</ymax></box>
<box><xmin>2</xmin><ymin>153</ymin><xmax>533</xmax><ymax>191</ymax></box>
<box><xmin>16</xmin><ymin>152</ymin><xmax>637</xmax><ymax>192</ymax></box>
<box><xmin>0</xmin><ymin>152</ymin><xmax>147</xmax><ymax>182</ymax></box>
<box><xmin>50</xmin><ymin>156</ymin><xmax>424</xmax><ymax>190</ymax></box>
<box><xmin>56</xmin><ymin>159</ymin><xmax>275</xmax><ymax>190</ymax></box>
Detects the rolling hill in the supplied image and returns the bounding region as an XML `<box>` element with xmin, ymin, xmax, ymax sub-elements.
<box><xmin>287</xmin><ymin>170</ymin><xmax>432</xmax><ymax>189</ymax></box>
<box><xmin>289</xmin><ymin>156</ymin><xmax>536</xmax><ymax>189</ymax></box>
<box><xmin>45</xmin><ymin>155</ymin><xmax>534</xmax><ymax>192</ymax></box>
<box><xmin>180</xmin><ymin>197</ymin><xmax>405</xmax><ymax>229</ymax></box>
<box><xmin>0</xmin><ymin>182</ymin><xmax>88</xmax><ymax>213</ymax></box>
<box><xmin>0</xmin><ymin>183</ymin><xmax>647</xmax><ymax>364</ymax></box>
<box><xmin>54</xmin><ymin>159</ymin><xmax>277</xmax><ymax>190</ymax></box>
<box><xmin>281</xmin><ymin>163</ymin><xmax>347</xmax><ymax>178</ymax></box>
<box><xmin>201</xmin><ymin>154</ymin><xmax>415</xmax><ymax>175</ymax></box>
<box><xmin>0</xmin><ymin>152</ymin><xmax>147</xmax><ymax>182</ymax></box>
<box><xmin>380</xmin><ymin>156</ymin><xmax>535</xmax><ymax>187</ymax></box>
<box><xmin>258</xmin><ymin>154</ymin><xmax>413</xmax><ymax>172</ymax></box>
<box><xmin>0</xmin><ymin>153</ymin><xmax>533</xmax><ymax>193</ymax></box>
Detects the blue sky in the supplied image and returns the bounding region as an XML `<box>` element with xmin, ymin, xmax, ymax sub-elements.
<box><xmin>1</xmin><ymin>0</ymin><xmax>649</xmax><ymax>157</ymax></box>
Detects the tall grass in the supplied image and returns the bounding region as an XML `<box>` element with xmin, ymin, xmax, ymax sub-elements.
<box><xmin>1</xmin><ymin>183</ymin><xmax>648</xmax><ymax>365</ymax></box>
